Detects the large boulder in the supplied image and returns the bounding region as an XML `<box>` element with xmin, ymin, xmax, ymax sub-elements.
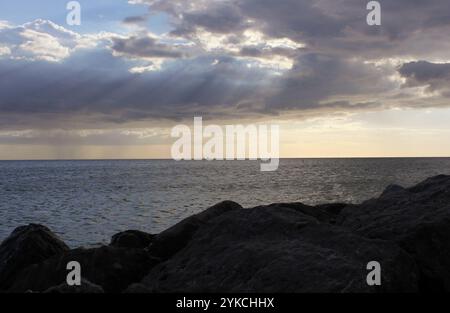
<box><xmin>338</xmin><ymin>174</ymin><xmax>450</xmax><ymax>291</ymax></box>
<box><xmin>110</xmin><ymin>230</ymin><xmax>155</xmax><ymax>249</ymax></box>
<box><xmin>0</xmin><ymin>224</ymin><xmax>69</xmax><ymax>290</ymax></box>
<box><xmin>142</xmin><ymin>205</ymin><xmax>418</xmax><ymax>292</ymax></box>
<box><xmin>8</xmin><ymin>246</ymin><xmax>159</xmax><ymax>293</ymax></box>
<box><xmin>148</xmin><ymin>201</ymin><xmax>242</xmax><ymax>260</ymax></box>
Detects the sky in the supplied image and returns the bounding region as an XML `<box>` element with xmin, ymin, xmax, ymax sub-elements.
<box><xmin>1</xmin><ymin>0</ymin><xmax>450</xmax><ymax>159</ymax></box>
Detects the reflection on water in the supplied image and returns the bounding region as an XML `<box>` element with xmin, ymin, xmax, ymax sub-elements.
<box><xmin>1</xmin><ymin>158</ymin><xmax>449</xmax><ymax>247</ymax></box>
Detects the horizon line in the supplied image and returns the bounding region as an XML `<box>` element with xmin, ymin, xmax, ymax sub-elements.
<box><xmin>1</xmin><ymin>156</ymin><xmax>450</xmax><ymax>162</ymax></box>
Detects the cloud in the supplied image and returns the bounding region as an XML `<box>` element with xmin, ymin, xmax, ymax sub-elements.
<box><xmin>0</xmin><ymin>47</ymin><xmax>401</xmax><ymax>130</ymax></box>
<box><xmin>0</xmin><ymin>128</ymin><xmax>170</xmax><ymax>146</ymax></box>
<box><xmin>174</xmin><ymin>2</ymin><xmax>250</xmax><ymax>35</ymax></box>
<box><xmin>0</xmin><ymin>45</ymin><xmax>11</xmax><ymax>56</ymax></box>
<box><xmin>133</xmin><ymin>0</ymin><xmax>450</xmax><ymax>60</ymax></box>
<box><xmin>0</xmin><ymin>19</ymin><xmax>103</xmax><ymax>62</ymax></box>
<box><xmin>111</xmin><ymin>34</ymin><xmax>186</xmax><ymax>59</ymax></box>
<box><xmin>265</xmin><ymin>53</ymin><xmax>396</xmax><ymax>112</ymax></box>
<box><xmin>399</xmin><ymin>61</ymin><xmax>450</xmax><ymax>96</ymax></box>
<box><xmin>0</xmin><ymin>48</ymin><xmax>276</xmax><ymax>129</ymax></box>
<box><xmin>2</xmin><ymin>0</ymin><xmax>450</xmax><ymax>135</ymax></box>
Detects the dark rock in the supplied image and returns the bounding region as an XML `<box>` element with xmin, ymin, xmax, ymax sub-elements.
<box><xmin>148</xmin><ymin>201</ymin><xmax>242</xmax><ymax>260</ymax></box>
<box><xmin>315</xmin><ymin>203</ymin><xmax>349</xmax><ymax>216</ymax></box>
<box><xmin>123</xmin><ymin>283</ymin><xmax>152</xmax><ymax>293</ymax></box>
<box><xmin>381</xmin><ymin>184</ymin><xmax>406</xmax><ymax>196</ymax></box>
<box><xmin>111</xmin><ymin>230</ymin><xmax>155</xmax><ymax>249</ymax></box>
<box><xmin>44</xmin><ymin>279</ymin><xmax>104</xmax><ymax>293</ymax></box>
<box><xmin>338</xmin><ymin>174</ymin><xmax>450</xmax><ymax>292</ymax></box>
<box><xmin>250</xmin><ymin>202</ymin><xmax>347</xmax><ymax>225</ymax></box>
<box><xmin>0</xmin><ymin>224</ymin><xmax>69</xmax><ymax>291</ymax></box>
<box><xmin>8</xmin><ymin>246</ymin><xmax>159</xmax><ymax>293</ymax></box>
<box><xmin>408</xmin><ymin>174</ymin><xmax>450</xmax><ymax>194</ymax></box>
<box><xmin>6</xmin><ymin>175</ymin><xmax>450</xmax><ymax>293</ymax></box>
<box><xmin>251</xmin><ymin>203</ymin><xmax>331</xmax><ymax>223</ymax></box>
<box><xmin>142</xmin><ymin>206</ymin><xmax>418</xmax><ymax>292</ymax></box>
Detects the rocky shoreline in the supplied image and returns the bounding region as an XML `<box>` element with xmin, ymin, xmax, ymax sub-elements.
<box><xmin>2</xmin><ymin>174</ymin><xmax>450</xmax><ymax>293</ymax></box>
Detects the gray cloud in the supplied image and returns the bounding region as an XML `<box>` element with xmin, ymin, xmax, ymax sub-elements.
<box><xmin>111</xmin><ymin>35</ymin><xmax>185</xmax><ymax>59</ymax></box>
<box><xmin>265</xmin><ymin>53</ymin><xmax>396</xmax><ymax>112</ymax></box>
<box><xmin>399</xmin><ymin>61</ymin><xmax>450</xmax><ymax>94</ymax></box>
<box><xmin>1</xmin><ymin>0</ymin><xmax>450</xmax><ymax>133</ymax></box>
<box><xmin>140</xmin><ymin>0</ymin><xmax>450</xmax><ymax>59</ymax></box>
<box><xmin>173</xmin><ymin>2</ymin><xmax>249</xmax><ymax>36</ymax></box>
<box><xmin>238</xmin><ymin>46</ymin><xmax>300</xmax><ymax>59</ymax></box>
<box><xmin>0</xmin><ymin>46</ymin><xmax>401</xmax><ymax>130</ymax></box>
<box><xmin>0</xmin><ymin>128</ymin><xmax>169</xmax><ymax>146</ymax></box>
<box><xmin>0</xmin><ymin>49</ymin><xmax>276</xmax><ymax>129</ymax></box>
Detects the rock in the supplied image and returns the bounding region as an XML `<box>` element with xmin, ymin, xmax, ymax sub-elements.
<box><xmin>111</xmin><ymin>230</ymin><xmax>155</xmax><ymax>249</ymax></box>
<box><xmin>381</xmin><ymin>184</ymin><xmax>406</xmax><ymax>196</ymax></box>
<box><xmin>142</xmin><ymin>206</ymin><xmax>418</xmax><ymax>292</ymax></box>
<box><xmin>148</xmin><ymin>201</ymin><xmax>242</xmax><ymax>260</ymax></box>
<box><xmin>8</xmin><ymin>246</ymin><xmax>159</xmax><ymax>293</ymax></box>
<box><xmin>315</xmin><ymin>203</ymin><xmax>349</xmax><ymax>216</ymax></box>
<box><xmin>252</xmin><ymin>202</ymin><xmax>345</xmax><ymax>224</ymax></box>
<box><xmin>0</xmin><ymin>224</ymin><xmax>69</xmax><ymax>291</ymax></box>
<box><xmin>6</xmin><ymin>175</ymin><xmax>450</xmax><ymax>293</ymax></box>
<box><xmin>44</xmin><ymin>279</ymin><xmax>104</xmax><ymax>293</ymax></box>
<box><xmin>338</xmin><ymin>174</ymin><xmax>450</xmax><ymax>291</ymax></box>
<box><xmin>123</xmin><ymin>283</ymin><xmax>152</xmax><ymax>293</ymax></box>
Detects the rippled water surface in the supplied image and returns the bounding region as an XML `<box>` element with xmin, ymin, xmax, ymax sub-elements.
<box><xmin>1</xmin><ymin>158</ymin><xmax>450</xmax><ymax>247</ymax></box>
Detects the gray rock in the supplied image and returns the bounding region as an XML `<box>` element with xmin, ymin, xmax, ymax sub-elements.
<box><xmin>338</xmin><ymin>174</ymin><xmax>450</xmax><ymax>291</ymax></box>
<box><xmin>142</xmin><ymin>206</ymin><xmax>418</xmax><ymax>292</ymax></box>
<box><xmin>0</xmin><ymin>224</ymin><xmax>69</xmax><ymax>291</ymax></box>
<box><xmin>111</xmin><ymin>230</ymin><xmax>155</xmax><ymax>249</ymax></box>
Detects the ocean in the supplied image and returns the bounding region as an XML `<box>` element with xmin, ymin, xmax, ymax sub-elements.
<box><xmin>1</xmin><ymin>158</ymin><xmax>449</xmax><ymax>247</ymax></box>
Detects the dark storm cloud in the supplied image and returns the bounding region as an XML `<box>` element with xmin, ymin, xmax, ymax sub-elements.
<box><xmin>0</xmin><ymin>51</ymin><xmax>274</xmax><ymax>129</ymax></box>
<box><xmin>399</xmin><ymin>61</ymin><xmax>450</xmax><ymax>94</ymax></box>
<box><xmin>0</xmin><ymin>43</ymin><xmax>400</xmax><ymax>130</ymax></box>
<box><xmin>399</xmin><ymin>61</ymin><xmax>450</xmax><ymax>83</ymax></box>
<box><xmin>265</xmin><ymin>53</ymin><xmax>395</xmax><ymax>111</ymax></box>
<box><xmin>239</xmin><ymin>0</ymin><xmax>345</xmax><ymax>39</ymax></box>
<box><xmin>142</xmin><ymin>0</ymin><xmax>450</xmax><ymax>58</ymax></box>
<box><xmin>1</xmin><ymin>0</ymin><xmax>450</xmax><ymax>131</ymax></box>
